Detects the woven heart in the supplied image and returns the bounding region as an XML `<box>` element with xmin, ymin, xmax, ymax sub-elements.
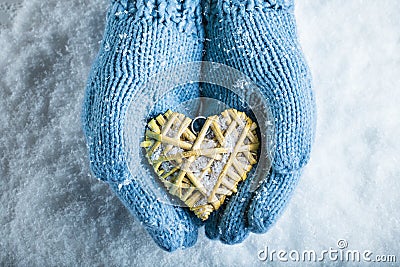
<box><xmin>140</xmin><ymin>109</ymin><xmax>259</xmax><ymax>220</ymax></box>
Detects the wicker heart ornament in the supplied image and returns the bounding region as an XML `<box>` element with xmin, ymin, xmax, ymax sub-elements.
<box><xmin>140</xmin><ymin>109</ymin><xmax>259</xmax><ymax>220</ymax></box>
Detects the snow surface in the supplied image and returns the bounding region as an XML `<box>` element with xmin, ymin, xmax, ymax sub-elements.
<box><xmin>1</xmin><ymin>0</ymin><xmax>400</xmax><ymax>266</ymax></box>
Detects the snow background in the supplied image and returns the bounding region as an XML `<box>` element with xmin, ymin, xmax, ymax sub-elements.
<box><xmin>1</xmin><ymin>0</ymin><xmax>399</xmax><ymax>265</ymax></box>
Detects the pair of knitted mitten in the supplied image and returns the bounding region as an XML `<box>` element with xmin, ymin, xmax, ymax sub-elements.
<box><xmin>82</xmin><ymin>0</ymin><xmax>315</xmax><ymax>251</ymax></box>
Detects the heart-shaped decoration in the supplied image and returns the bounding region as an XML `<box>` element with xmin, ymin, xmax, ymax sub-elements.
<box><xmin>140</xmin><ymin>109</ymin><xmax>259</xmax><ymax>220</ymax></box>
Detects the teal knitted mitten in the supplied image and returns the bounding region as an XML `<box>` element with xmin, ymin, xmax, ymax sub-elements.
<box><xmin>201</xmin><ymin>0</ymin><xmax>316</xmax><ymax>244</ymax></box>
<box><xmin>82</xmin><ymin>0</ymin><xmax>204</xmax><ymax>251</ymax></box>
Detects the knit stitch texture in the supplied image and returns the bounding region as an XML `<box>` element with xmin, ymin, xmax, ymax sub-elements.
<box><xmin>82</xmin><ymin>0</ymin><xmax>316</xmax><ymax>250</ymax></box>
<box><xmin>82</xmin><ymin>0</ymin><xmax>204</xmax><ymax>251</ymax></box>
<box><xmin>200</xmin><ymin>0</ymin><xmax>316</xmax><ymax>243</ymax></box>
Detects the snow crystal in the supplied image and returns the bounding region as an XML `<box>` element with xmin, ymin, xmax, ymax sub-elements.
<box><xmin>200</xmin><ymin>174</ymin><xmax>215</xmax><ymax>194</ymax></box>
<box><xmin>166</xmin><ymin>146</ymin><xmax>183</xmax><ymax>156</ymax></box>
<box><xmin>160</xmin><ymin>161</ymin><xmax>174</xmax><ymax>173</ymax></box>
<box><xmin>150</xmin><ymin>145</ymin><xmax>162</xmax><ymax>161</ymax></box>
<box><xmin>219</xmin><ymin>115</ymin><xmax>229</xmax><ymax>130</ymax></box>
<box><xmin>190</xmin><ymin>156</ymin><xmax>209</xmax><ymax>172</ymax></box>
<box><xmin>224</xmin><ymin>130</ymin><xmax>239</xmax><ymax>152</ymax></box>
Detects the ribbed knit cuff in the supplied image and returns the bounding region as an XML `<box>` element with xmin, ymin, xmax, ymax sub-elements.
<box><xmin>206</xmin><ymin>0</ymin><xmax>294</xmax><ymax>19</ymax></box>
<box><xmin>108</xmin><ymin>0</ymin><xmax>203</xmax><ymax>35</ymax></box>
